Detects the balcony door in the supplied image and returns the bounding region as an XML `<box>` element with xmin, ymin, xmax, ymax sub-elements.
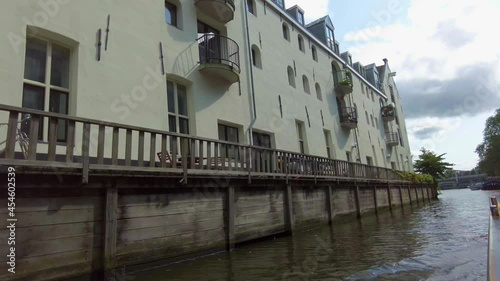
<box><xmin>198</xmin><ymin>21</ymin><xmax>221</xmax><ymax>64</ymax></box>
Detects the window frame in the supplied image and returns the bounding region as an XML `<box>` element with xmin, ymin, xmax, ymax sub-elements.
<box><xmin>302</xmin><ymin>75</ymin><xmax>310</xmax><ymax>94</ymax></box>
<box><xmin>167</xmin><ymin>80</ymin><xmax>190</xmax><ymax>135</ymax></box>
<box><xmin>247</xmin><ymin>0</ymin><xmax>256</xmax><ymax>16</ymax></box>
<box><xmin>287</xmin><ymin>66</ymin><xmax>295</xmax><ymax>88</ymax></box>
<box><xmin>298</xmin><ymin>35</ymin><xmax>305</xmax><ymax>52</ymax></box>
<box><xmin>22</xmin><ymin>36</ymin><xmax>71</xmax><ymax>142</ymax></box>
<box><xmin>296</xmin><ymin>121</ymin><xmax>306</xmax><ymax>154</ymax></box>
<box><xmin>311</xmin><ymin>45</ymin><xmax>318</xmax><ymax>61</ymax></box>
<box><xmin>282</xmin><ymin>23</ymin><xmax>290</xmax><ymax>41</ymax></box>
<box><xmin>164</xmin><ymin>1</ymin><xmax>178</xmax><ymax>27</ymax></box>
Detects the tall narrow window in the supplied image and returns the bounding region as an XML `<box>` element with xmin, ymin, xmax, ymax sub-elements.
<box><xmin>298</xmin><ymin>35</ymin><xmax>305</xmax><ymax>52</ymax></box>
<box><xmin>251</xmin><ymin>45</ymin><xmax>262</xmax><ymax>68</ymax></box>
<box><xmin>398</xmin><ymin>129</ymin><xmax>404</xmax><ymax>147</ymax></box>
<box><xmin>165</xmin><ymin>1</ymin><xmax>177</xmax><ymax>27</ymax></box>
<box><xmin>296</xmin><ymin>121</ymin><xmax>306</xmax><ymax>154</ymax></box>
<box><xmin>324</xmin><ymin>130</ymin><xmax>333</xmax><ymax>158</ymax></box>
<box><xmin>326</xmin><ymin>27</ymin><xmax>335</xmax><ymax>50</ymax></box>
<box><xmin>167</xmin><ymin>81</ymin><xmax>189</xmax><ymax>134</ymax></box>
<box><xmin>218</xmin><ymin>124</ymin><xmax>240</xmax><ymax>158</ymax></box>
<box><xmin>287</xmin><ymin>66</ymin><xmax>295</xmax><ymax>88</ymax></box>
<box><xmin>365</xmin><ymin>111</ymin><xmax>370</xmax><ymax>124</ymax></box>
<box><xmin>22</xmin><ymin>37</ymin><xmax>70</xmax><ymax>142</ymax></box>
<box><xmin>247</xmin><ymin>0</ymin><xmax>255</xmax><ymax>15</ymax></box>
<box><xmin>282</xmin><ymin>23</ymin><xmax>290</xmax><ymax>41</ymax></box>
<box><xmin>370</xmin><ymin>114</ymin><xmax>374</xmax><ymax>127</ymax></box>
<box><xmin>297</xmin><ymin>11</ymin><xmax>305</xmax><ymax>25</ymax></box>
<box><xmin>311</xmin><ymin>46</ymin><xmax>318</xmax><ymax>61</ymax></box>
<box><xmin>302</xmin><ymin>75</ymin><xmax>310</xmax><ymax>94</ymax></box>
<box><xmin>346</xmin><ymin>151</ymin><xmax>352</xmax><ymax>162</ymax></box>
<box><xmin>315</xmin><ymin>83</ymin><xmax>322</xmax><ymax>101</ymax></box>
<box><xmin>253</xmin><ymin>131</ymin><xmax>272</xmax><ymax>148</ymax></box>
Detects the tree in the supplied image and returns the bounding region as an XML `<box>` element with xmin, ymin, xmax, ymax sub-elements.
<box><xmin>476</xmin><ymin>109</ymin><xmax>500</xmax><ymax>176</ymax></box>
<box><xmin>414</xmin><ymin>148</ymin><xmax>454</xmax><ymax>185</ymax></box>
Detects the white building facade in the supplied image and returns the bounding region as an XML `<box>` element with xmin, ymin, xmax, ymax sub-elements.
<box><xmin>0</xmin><ymin>0</ymin><xmax>413</xmax><ymax>171</ymax></box>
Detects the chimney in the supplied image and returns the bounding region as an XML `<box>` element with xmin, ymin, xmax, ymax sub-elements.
<box><xmin>383</xmin><ymin>58</ymin><xmax>388</xmax><ymax>65</ymax></box>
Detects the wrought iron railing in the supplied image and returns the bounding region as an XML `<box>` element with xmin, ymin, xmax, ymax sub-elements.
<box><xmin>339</xmin><ymin>107</ymin><xmax>357</xmax><ymax>124</ymax></box>
<box><xmin>334</xmin><ymin>69</ymin><xmax>352</xmax><ymax>87</ymax></box>
<box><xmin>0</xmin><ymin>104</ymin><xmax>404</xmax><ymax>184</ymax></box>
<box><xmin>198</xmin><ymin>33</ymin><xmax>240</xmax><ymax>72</ymax></box>
<box><xmin>385</xmin><ymin>132</ymin><xmax>399</xmax><ymax>145</ymax></box>
<box><xmin>381</xmin><ymin>105</ymin><xmax>396</xmax><ymax>120</ymax></box>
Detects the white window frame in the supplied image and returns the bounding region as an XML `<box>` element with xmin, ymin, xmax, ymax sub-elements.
<box><xmin>167</xmin><ymin>80</ymin><xmax>189</xmax><ymax>135</ymax></box>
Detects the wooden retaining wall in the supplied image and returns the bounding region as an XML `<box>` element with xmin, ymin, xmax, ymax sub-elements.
<box><xmin>0</xmin><ymin>174</ymin><xmax>436</xmax><ymax>281</ymax></box>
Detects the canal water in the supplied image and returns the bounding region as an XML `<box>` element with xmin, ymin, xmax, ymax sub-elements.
<box><xmin>123</xmin><ymin>189</ymin><xmax>492</xmax><ymax>281</ymax></box>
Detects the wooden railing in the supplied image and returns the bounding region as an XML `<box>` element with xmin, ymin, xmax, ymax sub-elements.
<box><xmin>0</xmin><ymin>104</ymin><xmax>403</xmax><ymax>184</ymax></box>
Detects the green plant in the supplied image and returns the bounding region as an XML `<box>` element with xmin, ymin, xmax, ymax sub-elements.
<box><xmin>395</xmin><ymin>171</ymin><xmax>434</xmax><ymax>184</ymax></box>
<box><xmin>338</xmin><ymin>78</ymin><xmax>351</xmax><ymax>86</ymax></box>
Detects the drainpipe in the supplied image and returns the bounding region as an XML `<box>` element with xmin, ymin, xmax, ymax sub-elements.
<box><xmin>242</xmin><ymin>0</ymin><xmax>257</xmax><ymax>145</ymax></box>
<box><xmin>345</xmin><ymin>71</ymin><xmax>361</xmax><ymax>163</ymax></box>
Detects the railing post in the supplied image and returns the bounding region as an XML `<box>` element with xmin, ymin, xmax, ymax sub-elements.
<box><xmin>373</xmin><ymin>185</ymin><xmax>378</xmax><ymax>214</ymax></box>
<box><xmin>387</xmin><ymin>183</ymin><xmax>392</xmax><ymax>211</ymax></box>
<box><xmin>181</xmin><ymin>137</ymin><xmax>188</xmax><ymax>184</ymax></box>
<box><xmin>247</xmin><ymin>147</ymin><xmax>252</xmax><ymax>184</ymax></box>
<box><xmin>82</xmin><ymin>123</ymin><xmax>90</xmax><ymax>184</ymax></box>
<box><xmin>4</xmin><ymin>111</ymin><xmax>19</xmax><ymax>159</ymax></box>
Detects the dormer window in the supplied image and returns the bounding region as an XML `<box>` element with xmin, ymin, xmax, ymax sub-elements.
<box><xmin>348</xmin><ymin>54</ymin><xmax>352</xmax><ymax>66</ymax></box>
<box><xmin>297</xmin><ymin>11</ymin><xmax>304</xmax><ymax>25</ymax></box>
<box><xmin>326</xmin><ymin>27</ymin><xmax>335</xmax><ymax>50</ymax></box>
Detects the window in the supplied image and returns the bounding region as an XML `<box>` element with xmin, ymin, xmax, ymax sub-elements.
<box><xmin>287</xmin><ymin>66</ymin><xmax>295</xmax><ymax>88</ymax></box>
<box><xmin>298</xmin><ymin>35</ymin><xmax>305</xmax><ymax>52</ymax></box>
<box><xmin>253</xmin><ymin>132</ymin><xmax>272</xmax><ymax>148</ymax></box>
<box><xmin>346</xmin><ymin>151</ymin><xmax>352</xmax><ymax>162</ymax></box>
<box><xmin>167</xmin><ymin>81</ymin><xmax>189</xmax><ymax>134</ymax></box>
<box><xmin>22</xmin><ymin>37</ymin><xmax>70</xmax><ymax>142</ymax></box>
<box><xmin>371</xmin><ymin>91</ymin><xmax>375</xmax><ymax>102</ymax></box>
<box><xmin>251</xmin><ymin>45</ymin><xmax>262</xmax><ymax>68</ymax></box>
<box><xmin>247</xmin><ymin>0</ymin><xmax>255</xmax><ymax>15</ymax></box>
<box><xmin>274</xmin><ymin>0</ymin><xmax>285</xmax><ymax>9</ymax></box>
<box><xmin>370</xmin><ymin>114</ymin><xmax>374</xmax><ymax>127</ymax></box>
<box><xmin>315</xmin><ymin>83</ymin><xmax>322</xmax><ymax>101</ymax></box>
<box><xmin>361</xmin><ymin>84</ymin><xmax>365</xmax><ymax>95</ymax></box>
<box><xmin>298</xmin><ymin>11</ymin><xmax>305</xmax><ymax>25</ymax></box>
<box><xmin>311</xmin><ymin>46</ymin><xmax>318</xmax><ymax>61</ymax></box>
<box><xmin>365</xmin><ymin>111</ymin><xmax>369</xmax><ymax>124</ymax></box>
<box><xmin>326</xmin><ymin>27</ymin><xmax>335</xmax><ymax>50</ymax></box>
<box><xmin>282</xmin><ymin>23</ymin><xmax>290</xmax><ymax>41</ymax></box>
<box><xmin>218</xmin><ymin>124</ymin><xmax>240</xmax><ymax>158</ymax></box>
<box><xmin>375</xmin><ymin>117</ymin><xmax>379</xmax><ymax>129</ymax></box>
<box><xmin>324</xmin><ymin>130</ymin><xmax>333</xmax><ymax>158</ymax></box>
<box><xmin>366</xmin><ymin>156</ymin><xmax>373</xmax><ymax>166</ymax></box>
<box><xmin>398</xmin><ymin>129</ymin><xmax>404</xmax><ymax>147</ymax></box>
<box><xmin>389</xmin><ymin>85</ymin><xmax>396</xmax><ymax>104</ymax></box>
<box><xmin>296</xmin><ymin>121</ymin><xmax>307</xmax><ymax>154</ymax></box>
<box><xmin>302</xmin><ymin>75</ymin><xmax>310</xmax><ymax>94</ymax></box>
<box><xmin>165</xmin><ymin>1</ymin><xmax>177</xmax><ymax>27</ymax></box>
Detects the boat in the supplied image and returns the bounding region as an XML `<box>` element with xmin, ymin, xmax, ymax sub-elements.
<box><xmin>470</xmin><ymin>182</ymin><xmax>483</xmax><ymax>191</ymax></box>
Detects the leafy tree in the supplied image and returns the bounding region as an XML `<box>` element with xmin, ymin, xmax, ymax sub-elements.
<box><xmin>476</xmin><ymin>109</ymin><xmax>500</xmax><ymax>176</ymax></box>
<box><xmin>414</xmin><ymin>148</ymin><xmax>454</xmax><ymax>185</ymax></box>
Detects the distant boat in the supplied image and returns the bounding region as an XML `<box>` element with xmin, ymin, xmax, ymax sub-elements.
<box><xmin>482</xmin><ymin>180</ymin><xmax>500</xmax><ymax>190</ymax></box>
<box><xmin>469</xmin><ymin>182</ymin><xmax>483</xmax><ymax>190</ymax></box>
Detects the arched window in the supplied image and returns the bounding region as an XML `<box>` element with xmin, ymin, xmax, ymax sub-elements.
<box><xmin>282</xmin><ymin>23</ymin><xmax>290</xmax><ymax>41</ymax></box>
<box><xmin>298</xmin><ymin>35</ymin><xmax>304</xmax><ymax>52</ymax></box>
<box><xmin>287</xmin><ymin>66</ymin><xmax>295</xmax><ymax>88</ymax></box>
<box><xmin>247</xmin><ymin>0</ymin><xmax>256</xmax><ymax>16</ymax></box>
<box><xmin>315</xmin><ymin>83</ymin><xmax>322</xmax><ymax>101</ymax></box>
<box><xmin>302</xmin><ymin>75</ymin><xmax>310</xmax><ymax>94</ymax></box>
<box><xmin>311</xmin><ymin>46</ymin><xmax>318</xmax><ymax>61</ymax></box>
<box><xmin>251</xmin><ymin>45</ymin><xmax>262</xmax><ymax>69</ymax></box>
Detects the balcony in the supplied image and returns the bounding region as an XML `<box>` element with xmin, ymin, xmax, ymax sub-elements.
<box><xmin>381</xmin><ymin>104</ymin><xmax>396</xmax><ymax>122</ymax></box>
<box><xmin>198</xmin><ymin>34</ymin><xmax>240</xmax><ymax>84</ymax></box>
<box><xmin>334</xmin><ymin>70</ymin><xmax>353</xmax><ymax>98</ymax></box>
<box><xmin>339</xmin><ymin>107</ymin><xmax>358</xmax><ymax>129</ymax></box>
<box><xmin>195</xmin><ymin>0</ymin><xmax>235</xmax><ymax>24</ymax></box>
<box><xmin>385</xmin><ymin>132</ymin><xmax>399</xmax><ymax>147</ymax></box>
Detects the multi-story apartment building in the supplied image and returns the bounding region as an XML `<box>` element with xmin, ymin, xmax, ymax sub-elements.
<box><xmin>0</xmin><ymin>0</ymin><xmax>413</xmax><ymax>171</ymax></box>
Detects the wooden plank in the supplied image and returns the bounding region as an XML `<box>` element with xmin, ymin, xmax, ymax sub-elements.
<box><xmin>326</xmin><ymin>186</ymin><xmax>333</xmax><ymax>225</ymax></box>
<box><xmin>214</xmin><ymin>143</ymin><xmax>219</xmax><ymax>170</ymax></box>
<box><xmin>161</xmin><ymin>134</ymin><xmax>167</xmax><ymax>168</ymax></box>
<box><xmin>373</xmin><ymin>185</ymin><xmax>378</xmax><ymax>213</ymax></box>
<box><xmin>354</xmin><ymin>185</ymin><xmax>361</xmax><ymax>218</ymax></box>
<box><xmin>104</xmin><ymin>188</ymin><xmax>118</xmax><ymax>271</ymax></box>
<box><xmin>125</xmin><ymin>129</ymin><xmax>132</xmax><ymax>166</ymax></box>
<box><xmin>226</xmin><ymin>186</ymin><xmax>235</xmax><ymax>250</ymax></box>
<box><xmin>97</xmin><ymin>125</ymin><xmax>105</xmax><ymax>165</ymax></box>
<box><xmin>82</xmin><ymin>123</ymin><xmax>90</xmax><ymax>184</ymax></box>
<box><xmin>149</xmin><ymin>133</ymin><xmax>156</xmax><ymax>168</ymax></box>
<box><xmin>199</xmin><ymin>140</ymin><xmax>204</xmax><ymax>170</ymax></box>
<box><xmin>4</xmin><ymin>111</ymin><xmax>18</xmax><ymax>159</ymax></box>
<box><xmin>171</xmin><ymin>136</ymin><xmax>178</xmax><ymax>168</ymax></box>
<box><xmin>112</xmin><ymin>127</ymin><xmax>119</xmax><ymax>165</ymax></box>
<box><xmin>47</xmin><ymin>117</ymin><xmax>58</xmax><ymax>161</ymax></box>
<box><xmin>28</xmin><ymin>115</ymin><xmax>40</xmax><ymax>160</ymax></box>
<box><xmin>138</xmin><ymin>131</ymin><xmax>145</xmax><ymax>167</ymax></box>
<box><xmin>182</xmin><ymin>138</ymin><xmax>188</xmax><ymax>183</ymax></box>
<box><xmin>65</xmin><ymin>120</ymin><xmax>75</xmax><ymax>162</ymax></box>
<box><xmin>206</xmin><ymin>141</ymin><xmax>212</xmax><ymax>170</ymax></box>
<box><xmin>190</xmin><ymin>139</ymin><xmax>195</xmax><ymax>169</ymax></box>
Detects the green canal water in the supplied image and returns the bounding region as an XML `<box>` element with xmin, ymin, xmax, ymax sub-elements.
<box><xmin>122</xmin><ymin>189</ymin><xmax>491</xmax><ymax>281</ymax></box>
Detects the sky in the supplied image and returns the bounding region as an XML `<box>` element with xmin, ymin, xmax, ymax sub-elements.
<box><xmin>285</xmin><ymin>0</ymin><xmax>500</xmax><ymax>170</ymax></box>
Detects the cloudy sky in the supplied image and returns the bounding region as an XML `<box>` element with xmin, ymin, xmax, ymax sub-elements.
<box><xmin>286</xmin><ymin>0</ymin><xmax>500</xmax><ymax>170</ymax></box>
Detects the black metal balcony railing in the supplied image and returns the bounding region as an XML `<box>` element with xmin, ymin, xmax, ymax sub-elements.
<box><xmin>381</xmin><ymin>105</ymin><xmax>396</xmax><ymax>122</ymax></box>
<box><xmin>339</xmin><ymin>107</ymin><xmax>357</xmax><ymax>124</ymax></box>
<box><xmin>198</xmin><ymin>33</ymin><xmax>240</xmax><ymax>72</ymax></box>
<box><xmin>0</xmin><ymin>104</ymin><xmax>405</xmax><ymax>185</ymax></box>
<box><xmin>385</xmin><ymin>132</ymin><xmax>399</xmax><ymax>146</ymax></box>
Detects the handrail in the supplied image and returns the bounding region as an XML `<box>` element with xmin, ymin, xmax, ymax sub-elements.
<box><xmin>339</xmin><ymin>107</ymin><xmax>357</xmax><ymax>123</ymax></box>
<box><xmin>197</xmin><ymin>33</ymin><xmax>240</xmax><ymax>72</ymax></box>
<box><xmin>0</xmin><ymin>104</ymin><xmax>404</xmax><ymax>183</ymax></box>
<box><xmin>385</xmin><ymin>132</ymin><xmax>399</xmax><ymax>144</ymax></box>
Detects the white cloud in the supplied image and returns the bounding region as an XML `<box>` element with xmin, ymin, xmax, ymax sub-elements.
<box><xmin>284</xmin><ymin>0</ymin><xmax>329</xmax><ymax>22</ymax></box>
<box><xmin>342</xmin><ymin>0</ymin><xmax>500</xmax><ymax>82</ymax></box>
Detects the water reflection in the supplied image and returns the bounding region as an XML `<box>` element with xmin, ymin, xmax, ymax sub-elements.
<box><xmin>126</xmin><ymin>190</ymin><xmax>491</xmax><ymax>281</ymax></box>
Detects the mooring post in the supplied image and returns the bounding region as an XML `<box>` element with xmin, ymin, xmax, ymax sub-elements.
<box><xmin>285</xmin><ymin>184</ymin><xmax>295</xmax><ymax>233</ymax></box>
<box><xmin>104</xmin><ymin>187</ymin><xmax>118</xmax><ymax>276</ymax></box>
<box><xmin>354</xmin><ymin>184</ymin><xmax>362</xmax><ymax>218</ymax></box>
<box><xmin>326</xmin><ymin>185</ymin><xmax>333</xmax><ymax>225</ymax></box>
<box><xmin>399</xmin><ymin>185</ymin><xmax>404</xmax><ymax>208</ymax></box>
<box><xmin>387</xmin><ymin>183</ymin><xmax>392</xmax><ymax>211</ymax></box>
<box><xmin>226</xmin><ymin>186</ymin><xmax>235</xmax><ymax>251</ymax></box>
<box><xmin>373</xmin><ymin>185</ymin><xmax>378</xmax><ymax>214</ymax></box>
